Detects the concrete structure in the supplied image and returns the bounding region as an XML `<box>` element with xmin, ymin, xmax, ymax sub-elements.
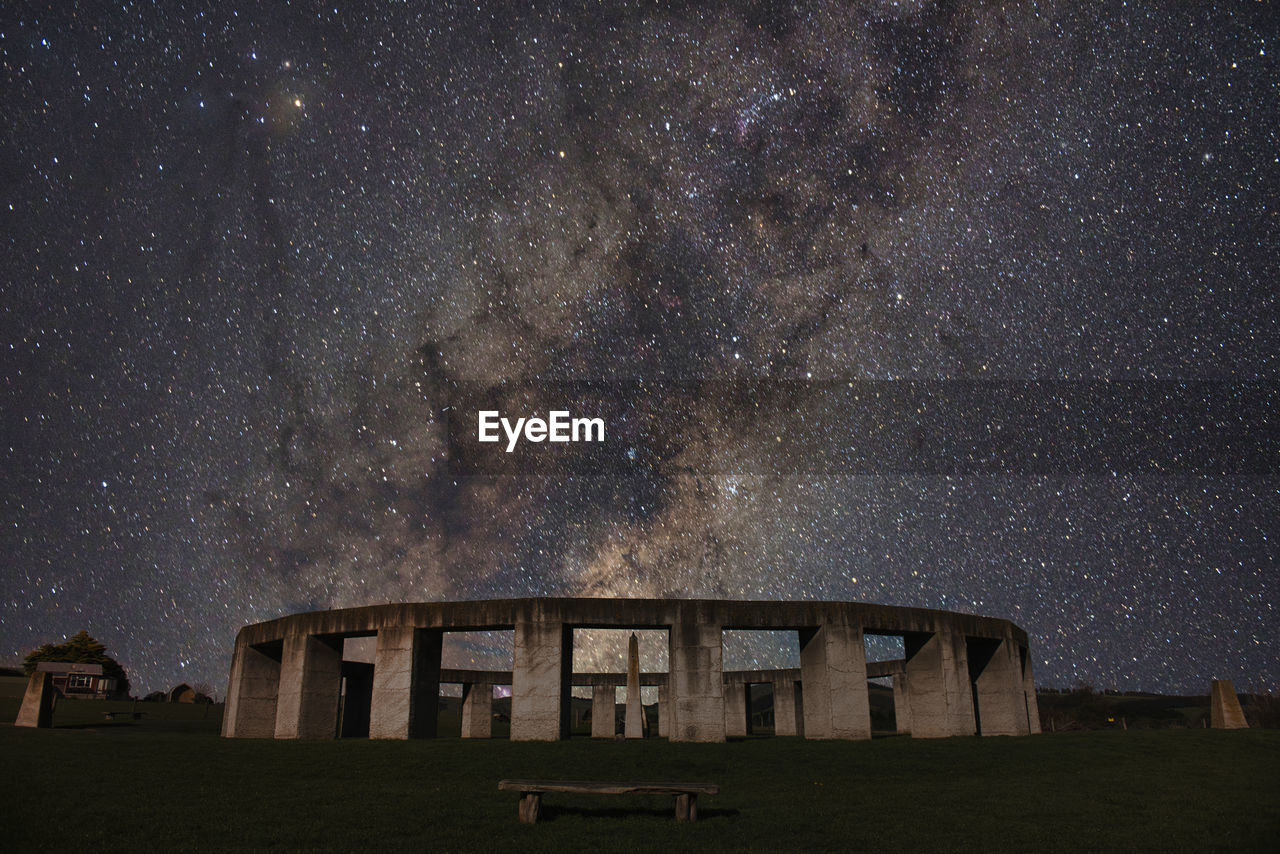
<box><xmin>223</xmin><ymin>598</ymin><xmax>1039</xmax><ymax>742</ymax></box>
<box><xmin>723</xmin><ymin>681</ymin><xmax>747</xmax><ymax>737</ymax></box>
<box><xmin>591</xmin><ymin>684</ymin><xmax>616</xmax><ymax>738</ymax></box>
<box><xmin>16</xmin><ymin>671</ymin><xmax>56</xmax><ymax>728</ymax></box>
<box><xmin>461</xmin><ymin>682</ymin><xmax>493</xmax><ymax>738</ymax></box>
<box><xmin>1210</xmin><ymin>679</ymin><xmax>1249</xmax><ymax>729</ymax></box>
<box><xmin>624</xmin><ymin>633</ymin><xmax>643</xmax><ymax>739</ymax></box>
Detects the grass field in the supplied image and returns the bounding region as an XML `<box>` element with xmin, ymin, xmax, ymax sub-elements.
<box><xmin>4</xmin><ymin>690</ymin><xmax>1277</xmax><ymax>854</ymax></box>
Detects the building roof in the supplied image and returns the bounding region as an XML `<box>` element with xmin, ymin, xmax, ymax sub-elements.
<box><xmin>35</xmin><ymin>662</ymin><xmax>104</xmax><ymax>675</ymax></box>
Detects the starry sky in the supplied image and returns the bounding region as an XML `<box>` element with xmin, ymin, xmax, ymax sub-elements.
<box><xmin>2</xmin><ymin>0</ymin><xmax>1276</xmax><ymax>698</ymax></box>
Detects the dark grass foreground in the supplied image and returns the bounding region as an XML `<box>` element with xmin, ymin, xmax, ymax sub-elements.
<box><xmin>3</xmin><ymin>710</ymin><xmax>1277</xmax><ymax>853</ymax></box>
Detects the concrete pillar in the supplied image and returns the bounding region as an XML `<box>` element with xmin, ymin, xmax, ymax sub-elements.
<box><xmin>969</xmin><ymin>637</ymin><xmax>1030</xmax><ymax>736</ymax></box>
<box><xmin>658</xmin><ymin>683</ymin><xmax>670</xmax><ymax>737</ymax></box>
<box><xmin>773</xmin><ymin>676</ymin><xmax>802</xmax><ymax>736</ymax></box>
<box><xmin>461</xmin><ymin>682</ymin><xmax>494</xmax><ymax>738</ymax></box>
<box><xmin>222</xmin><ymin>643</ymin><xmax>281</xmax><ymax>738</ymax></box>
<box><xmin>370</xmin><ymin>627</ymin><xmax>442</xmax><ymax>739</ymax></box>
<box><xmin>668</xmin><ymin>608</ymin><xmax>725</xmax><ymax>742</ymax></box>
<box><xmin>275</xmin><ymin>631</ymin><xmax>344</xmax><ymax>739</ymax></box>
<box><xmin>511</xmin><ymin>618</ymin><xmax>571</xmax><ymax>741</ymax></box>
<box><xmin>1022</xmin><ymin>646</ymin><xmax>1042</xmax><ymax>734</ymax></box>
<box><xmin>625</xmin><ymin>634</ymin><xmax>644</xmax><ymax>739</ymax></box>
<box><xmin>591</xmin><ymin>684</ymin><xmax>616</xmax><ymax>738</ymax></box>
<box><xmin>15</xmin><ymin>671</ymin><xmax>55</xmax><ymax>728</ymax></box>
<box><xmin>892</xmin><ymin>671</ymin><xmax>913</xmax><ymax>735</ymax></box>
<box><xmin>724</xmin><ymin>682</ymin><xmax>749</xmax><ymax>737</ymax></box>
<box><xmin>904</xmin><ymin>629</ymin><xmax>976</xmax><ymax>738</ymax></box>
<box><xmin>799</xmin><ymin>622</ymin><xmax>871</xmax><ymax>740</ymax></box>
<box><xmin>1211</xmin><ymin>680</ymin><xmax>1249</xmax><ymax>729</ymax></box>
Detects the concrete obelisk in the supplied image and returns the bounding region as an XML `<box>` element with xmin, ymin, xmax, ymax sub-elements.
<box><xmin>625</xmin><ymin>632</ymin><xmax>643</xmax><ymax>738</ymax></box>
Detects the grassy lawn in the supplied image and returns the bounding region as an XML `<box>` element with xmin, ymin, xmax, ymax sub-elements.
<box><xmin>3</xmin><ymin>698</ymin><xmax>1277</xmax><ymax>854</ymax></box>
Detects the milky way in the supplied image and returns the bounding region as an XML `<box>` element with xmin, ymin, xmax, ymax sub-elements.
<box><xmin>2</xmin><ymin>1</ymin><xmax>1276</xmax><ymax>695</ymax></box>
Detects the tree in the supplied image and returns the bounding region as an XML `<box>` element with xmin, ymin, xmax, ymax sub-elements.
<box><xmin>23</xmin><ymin>630</ymin><xmax>130</xmax><ymax>696</ymax></box>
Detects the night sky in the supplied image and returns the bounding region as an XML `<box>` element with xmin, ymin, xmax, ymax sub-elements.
<box><xmin>2</xmin><ymin>1</ymin><xmax>1276</xmax><ymax>698</ymax></box>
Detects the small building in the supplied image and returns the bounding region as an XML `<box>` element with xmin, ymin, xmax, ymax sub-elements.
<box><xmin>35</xmin><ymin>662</ymin><xmax>118</xmax><ymax>699</ymax></box>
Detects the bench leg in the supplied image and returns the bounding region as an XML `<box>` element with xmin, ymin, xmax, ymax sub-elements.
<box><xmin>518</xmin><ymin>792</ymin><xmax>542</xmax><ymax>824</ymax></box>
<box><xmin>675</xmin><ymin>793</ymin><xmax>698</xmax><ymax>822</ymax></box>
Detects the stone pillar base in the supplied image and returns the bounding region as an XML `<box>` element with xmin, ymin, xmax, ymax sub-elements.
<box><xmin>15</xmin><ymin>672</ymin><xmax>55</xmax><ymax>728</ymax></box>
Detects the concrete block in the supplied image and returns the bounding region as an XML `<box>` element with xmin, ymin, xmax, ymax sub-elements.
<box><xmin>668</xmin><ymin>612</ymin><xmax>725</xmax><ymax>742</ymax></box>
<box><xmin>275</xmin><ymin>632</ymin><xmax>344</xmax><ymax>739</ymax></box>
<box><xmin>511</xmin><ymin>618</ymin><xmax>571</xmax><ymax>740</ymax></box>
<box><xmin>799</xmin><ymin>622</ymin><xmax>871</xmax><ymax>740</ymax></box>
<box><xmin>773</xmin><ymin>676</ymin><xmax>802</xmax><ymax>736</ymax></box>
<box><xmin>15</xmin><ymin>671</ymin><xmax>55</xmax><ymax>728</ymax></box>
<box><xmin>892</xmin><ymin>671</ymin><xmax>913</xmax><ymax>734</ymax></box>
<box><xmin>592</xmin><ymin>684</ymin><xmax>616</xmax><ymax>738</ymax></box>
<box><xmin>461</xmin><ymin>682</ymin><xmax>493</xmax><ymax>738</ymax></box>
<box><xmin>968</xmin><ymin>637</ymin><xmax>1029</xmax><ymax>736</ymax></box>
<box><xmin>1210</xmin><ymin>679</ymin><xmax>1249</xmax><ymax>729</ymax></box>
<box><xmin>223</xmin><ymin>642</ymin><xmax>281</xmax><ymax>738</ymax></box>
<box><xmin>370</xmin><ymin>627</ymin><xmax>442</xmax><ymax>739</ymax></box>
<box><xmin>904</xmin><ymin>629</ymin><xmax>976</xmax><ymax>738</ymax></box>
<box><xmin>724</xmin><ymin>682</ymin><xmax>749</xmax><ymax>737</ymax></box>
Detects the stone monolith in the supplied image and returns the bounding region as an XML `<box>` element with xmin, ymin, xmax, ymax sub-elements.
<box><xmin>1210</xmin><ymin>679</ymin><xmax>1248</xmax><ymax>729</ymax></box>
<box><xmin>15</xmin><ymin>671</ymin><xmax>55</xmax><ymax>728</ymax></box>
<box><xmin>625</xmin><ymin>633</ymin><xmax>643</xmax><ymax>738</ymax></box>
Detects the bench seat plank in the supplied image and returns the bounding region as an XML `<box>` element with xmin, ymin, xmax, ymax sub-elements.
<box><xmin>499</xmin><ymin>779</ymin><xmax>719</xmax><ymax>795</ymax></box>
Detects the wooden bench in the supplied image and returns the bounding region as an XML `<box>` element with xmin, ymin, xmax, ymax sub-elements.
<box><xmin>498</xmin><ymin>779</ymin><xmax>719</xmax><ymax>823</ymax></box>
